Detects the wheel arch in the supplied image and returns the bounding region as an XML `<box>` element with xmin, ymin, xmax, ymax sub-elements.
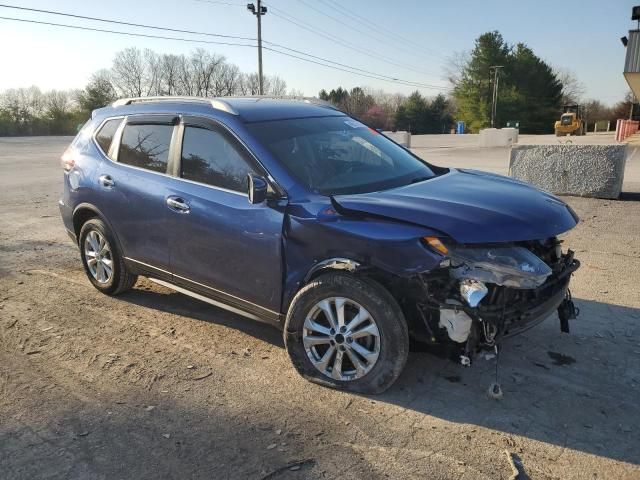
<box><xmin>288</xmin><ymin>256</ymin><xmax>400</xmax><ymax>312</ymax></box>
<box><xmin>72</xmin><ymin>203</ymin><xmax>125</xmax><ymax>255</ymax></box>
<box><xmin>304</xmin><ymin>257</ymin><xmax>361</xmax><ymax>283</ymax></box>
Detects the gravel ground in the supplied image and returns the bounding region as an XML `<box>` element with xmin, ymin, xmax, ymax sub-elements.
<box><xmin>1</xmin><ymin>135</ymin><xmax>639</xmax><ymax>480</ymax></box>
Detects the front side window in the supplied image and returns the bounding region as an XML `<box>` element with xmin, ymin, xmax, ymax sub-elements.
<box><xmin>180</xmin><ymin>126</ymin><xmax>256</xmax><ymax>192</ymax></box>
<box><xmin>246</xmin><ymin>116</ymin><xmax>436</xmax><ymax>195</ymax></box>
<box><xmin>95</xmin><ymin>118</ymin><xmax>122</xmax><ymax>157</ymax></box>
<box><xmin>119</xmin><ymin>123</ymin><xmax>173</xmax><ymax>173</ymax></box>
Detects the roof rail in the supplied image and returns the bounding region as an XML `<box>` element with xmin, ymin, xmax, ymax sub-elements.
<box><xmin>232</xmin><ymin>95</ymin><xmax>339</xmax><ymax>111</ymax></box>
<box><xmin>111</xmin><ymin>96</ymin><xmax>238</xmax><ymax>115</ymax></box>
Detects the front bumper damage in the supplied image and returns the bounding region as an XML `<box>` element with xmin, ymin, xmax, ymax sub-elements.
<box><xmin>404</xmin><ymin>239</ymin><xmax>580</xmax><ymax>365</ymax></box>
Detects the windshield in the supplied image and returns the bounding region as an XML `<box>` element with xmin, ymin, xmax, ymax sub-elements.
<box><xmin>561</xmin><ymin>114</ymin><xmax>573</xmax><ymax>126</ymax></box>
<box><xmin>246</xmin><ymin>116</ymin><xmax>436</xmax><ymax>195</ymax></box>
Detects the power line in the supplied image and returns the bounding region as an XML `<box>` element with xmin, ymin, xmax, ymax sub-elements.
<box><xmin>297</xmin><ymin>0</ymin><xmax>446</xmax><ymax>63</ymax></box>
<box><xmin>262</xmin><ymin>2</ymin><xmax>443</xmax><ymax>79</ymax></box>
<box><xmin>265</xmin><ymin>42</ymin><xmax>446</xmax><ymax>89</ymax></box>
<box><xmin>318</xmin><ymin>0</ymin><xmax>447</xmax><ymax>61</ymax></box>
<box><xmin>0</xmin><ymin>3</ymin><xmax>256</xmax><ymax>41</ymax></box>
<box><xmin>0</xmin><ymin>15</ymin><xmax>257</xmax><ymax>48</ymax></box>
<box><xmin>264</xmin><ymin>46</ymin><xmax>450</xmax><ymax>90</ymax></box>
<box><xmin>0</xmin><ymin>4</ymin><xmax>445</xmax><ymax>90</ymax></box>
<box><xmin>0</xmin><ymin>15</ymin><xmax>449</xmax><ymax>91</ymax></box>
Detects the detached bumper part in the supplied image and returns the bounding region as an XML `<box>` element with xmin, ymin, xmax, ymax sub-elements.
<box><xmin>558</xmin><ymin>289</ymin><xmax>579</xmax><ymax>333</ymax></box>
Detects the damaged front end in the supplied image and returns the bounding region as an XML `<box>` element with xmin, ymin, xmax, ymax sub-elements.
<box><xmin>405</xmin><ymin>237</ymin><xmax>580</xmax><ymax>365</ymax></box>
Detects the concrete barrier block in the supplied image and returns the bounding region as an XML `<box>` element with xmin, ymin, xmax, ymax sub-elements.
<box><xmin>479</xmin><ymin>128</ymin><xmax>518</xmax><ymax>147</ymax></box>
<box><xmin>383</xmin><ymin>131</ymin><xmax>411</xmax><ymax>148</ymax></box>
<box><xmin>509</xmin><ymin>144</ymin><xmax>627</xmax><ymax>199</ymax></box>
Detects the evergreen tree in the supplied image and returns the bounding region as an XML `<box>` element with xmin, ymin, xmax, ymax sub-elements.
<box><xmin>452</xmin><ymin>31</ymin><xmax>563</xmax><ymax>133</ymax></box>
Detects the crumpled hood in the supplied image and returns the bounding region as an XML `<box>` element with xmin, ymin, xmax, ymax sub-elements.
<box><xmin>333</xmin><ymin>169</ymin><xmax>579</xmax><ymax>244</ymax></box>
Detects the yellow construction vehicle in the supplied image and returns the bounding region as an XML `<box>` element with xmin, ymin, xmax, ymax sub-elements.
<box><xmin>555</xmin><ymin>104</ymin><xmax>586</xmax><ymax>136</ymax></box>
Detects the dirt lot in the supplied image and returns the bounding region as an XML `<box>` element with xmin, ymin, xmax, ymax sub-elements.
<box><xmin>1</xmin><ymin>135</ymin><xmax>639</xmax><ymax>480</ymax></box>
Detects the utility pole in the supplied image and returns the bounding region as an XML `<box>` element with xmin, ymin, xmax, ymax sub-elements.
<box><xmin>247</xmin><ymin>1</ymin><xmax>267</xmax><ymax>95</ymax></box>
<box><xmin>489</xmin><ymin>65</ymin><xmax>503</xmax><ymax>128</ymax></box>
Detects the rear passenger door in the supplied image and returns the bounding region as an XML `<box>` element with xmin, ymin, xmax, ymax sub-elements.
<box><xmin>164</xmin><ymin>116</ymin><xmax>285</xmax><ymax>318</ymax></box>
<box><xmin>96</xmin><ymin>115</ymin><xmax>178</xmax><ymax>275</ymax></box>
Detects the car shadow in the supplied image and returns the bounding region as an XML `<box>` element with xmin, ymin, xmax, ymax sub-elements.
<box><xmin>120</xmin><ymin>286</ymin><xmax>284</xmax><ymax>348</ymax></box>
<box><xmin>119</xmin><ymin>288</ymin><xmax>640</xmax><ymax>466</ymax></box>
<box><xmin>380</xmin><ymin>297</ymin><xmax>640</xmax><ymax>466</ymax></box>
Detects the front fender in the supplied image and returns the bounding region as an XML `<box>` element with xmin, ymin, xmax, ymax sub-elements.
<box><xmin>281</xmin><ymin>212</ymin><xmax>443</xmax><ymax>312</ymax></box>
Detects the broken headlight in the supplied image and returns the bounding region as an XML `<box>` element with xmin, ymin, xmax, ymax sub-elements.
<box><xmin>448</xmin><ymin>245</ymin><xmax>552</xmax><ymax>289</ymax></box>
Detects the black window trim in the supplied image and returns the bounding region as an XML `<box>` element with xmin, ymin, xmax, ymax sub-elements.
<box><xmin>95</xmin><ymin>113</ymin><xmax>287</xmax><ymax>199</ymax></box>
<box><xmin>174</xmin><ymin>115</ymin><xmax>287</xmax><ymax>199</ymax></box>
<box><xmin>91</xmin><ymin>116</ymin><xmax>125</xmax><ymax>160</ymax></box>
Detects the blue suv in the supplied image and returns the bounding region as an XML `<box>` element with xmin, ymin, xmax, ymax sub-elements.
<box><xmin>59</xmin><ymin>97</ymin><xmax>580</xmax><ymax>394</ymax></box>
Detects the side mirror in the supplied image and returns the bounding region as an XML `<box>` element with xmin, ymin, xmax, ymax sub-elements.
<box><xmin>247</xmin><ymin>174</ymin><xmax>268</xmax><ymax>204</ymax></box>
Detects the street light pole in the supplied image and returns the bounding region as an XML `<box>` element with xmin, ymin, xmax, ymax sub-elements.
<box><xmin>247</xmin><ymin>1</ymin><xmax>267</xmax><ymax>95</ymax></box>
<box><xmin>489</xmin><ymin>65</ymin><xmax>503</xmax><ymax>128</ymax></box>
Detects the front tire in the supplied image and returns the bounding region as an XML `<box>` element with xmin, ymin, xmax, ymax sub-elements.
<box><xmin>284</xmin><ymin>272</ymin><xmax>409</xmax><ymax>394</ymax></box>
<box><xmin>79</xmin><ymin>218</ymin><xmax>137</xmax><ymax>295</ymax></box>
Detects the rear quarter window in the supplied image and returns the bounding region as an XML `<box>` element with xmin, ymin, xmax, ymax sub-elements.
<box><xmin>95</xmin><ymin>118</ymin><xmax>122</xmax><ymax>157</ymax></box>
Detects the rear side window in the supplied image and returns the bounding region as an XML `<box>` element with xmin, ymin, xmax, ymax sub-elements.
<box><xmin>95</xmin><ymin>118</ymin><xmax>121</xmax><ymax>157</ymax></box>
<box><xmin>119</xmin><ymin>124</ymin><xmax>173</xmax><ymax>173</ymax></box>
<box><xmin>180</xmin><ymin>126</ymin><xmax>256</xmax><ymax>192</ymax></box>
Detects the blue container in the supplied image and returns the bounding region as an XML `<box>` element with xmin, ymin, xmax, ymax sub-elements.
<box><xmin>456</xmin><ymin>121</ymin><xmax>465</xmax><ymax>134</ymax></box>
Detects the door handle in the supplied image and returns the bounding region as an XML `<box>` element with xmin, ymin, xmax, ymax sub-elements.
<box><xmin>99</xmin><ymin>174</ymin><xmax>115</xmax><ymax>188</ymax></box>
<box><xmin>166</xmin><ymin>196</ymin><xmax>190</xmax><ymax>213</ymax></box>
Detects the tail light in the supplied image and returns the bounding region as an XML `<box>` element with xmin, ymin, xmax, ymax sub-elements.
<box><xmin>60</xmin><ymin>145</ymin><xmax>76</xmax><ymax>172</ymax></box>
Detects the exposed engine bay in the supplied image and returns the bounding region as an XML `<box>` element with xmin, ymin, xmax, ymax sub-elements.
<box><xmin>390</xmin><ymin>236</ymin><xmax>580</xmax><ymax>366</ymax></box>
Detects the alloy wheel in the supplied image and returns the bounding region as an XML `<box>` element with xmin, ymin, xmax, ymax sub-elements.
<box><xmin>302</xmin><ymin>297</ymin><xmax>380</xmax><ymax>381</ymax></box>
<box><xmin>84</xmin><ymin>230</ymin><xmax>113</xmax><ymax>284</ymax></box>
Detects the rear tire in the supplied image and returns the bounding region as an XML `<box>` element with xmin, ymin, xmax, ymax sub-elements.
<box><xmin>284</xmin><ymin>272</ymin><xmax>409</xmax><ymax>394</ymax></box>
<box><xmin>79</xmin><ymin>218</ymin><xmax>137</xmax><ymax>295</ymax></box>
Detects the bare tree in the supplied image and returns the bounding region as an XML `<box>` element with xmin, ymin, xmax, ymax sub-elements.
<box><xmin>241</xmin><ymin>73</ymin><xmax>261</xmax><ymax>95</ymax></box>
<box><xmin>555</xmin><ymin>68</ymin><xmax>585</xmax><ymax>105</ymax></box>
<box><xmin>266</xmin><ymin>75</ymin><xmax>287</xmax><ymax>96</ymax></box>
<box><xmin>176</xmin><ymin>54</ymin><xmax>195</xmax><ymax>96</ymax></box>
<box><xmin>445</xmin><ymin>50</ymin><xmax>471</xmax><ymax>86</ymax></box>
<box><xmin>111</xmin><ymin>48</ymin><xmax>145</xmax><ymax>97</ymax></box>
<box><xmin>219</xmin><ymin>64</ymin><xmax>241</xmax><ymax>96</ymax></box>
<box><xmin>189</xmin><ymin>49</ymin><xmax>225</xmax><ymax>96</ymax></box>
<box><xmin>159</xmin><ymin>54</ymin><xmax>181</xmax><ymax>95</ymax></box>
<box><xmin>143</xmin><ymin>49</ymin><xmax>163</xmax><ymax>96</ymax></box>
<box><xmin>45</xmin><ymin>90</ymin><xmax>72</xmax><ymax>119</ymax></box>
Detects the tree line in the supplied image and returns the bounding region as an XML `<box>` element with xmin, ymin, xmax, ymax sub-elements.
<box><xmin>318</xmin><ymin>87</ymin><xmax>454</xmax><ymax>134</ymax></box>
<box><xmin>0</xmin><ymin>32</ymin><xmax>631</xmax><ymax>136</ymax></box>
<box><xmin>0</xmin><ymin>47</ymin><xmax>287</xmax><ymax>136</ymax></box>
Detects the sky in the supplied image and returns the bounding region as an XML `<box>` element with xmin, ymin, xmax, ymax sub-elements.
<box><xmin>0</xmin><ymin>0</ymin><xmax>636</xmax><ymax>105</ymax></box>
